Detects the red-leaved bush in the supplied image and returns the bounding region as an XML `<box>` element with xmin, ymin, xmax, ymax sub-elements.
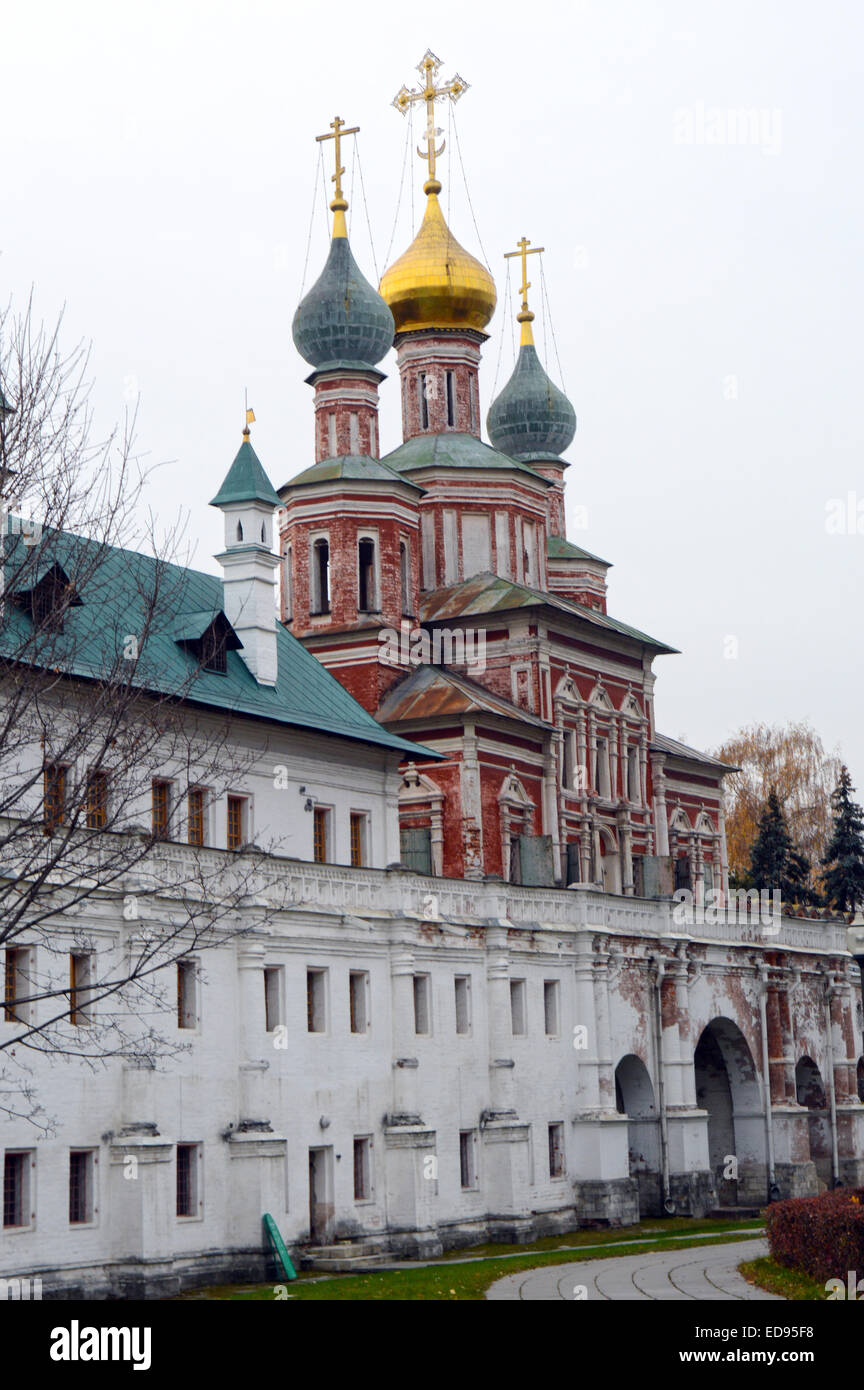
<box><xmin>766</xmin><ymin>1189</ymin><xmax>864</xmax><ymax>1283</ymax></box>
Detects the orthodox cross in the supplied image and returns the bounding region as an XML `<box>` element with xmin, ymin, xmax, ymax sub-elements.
<box><xmin>504</xmin><ymin>237</ymin><xmax>545</xmax><ymax>317</ymax></box>
<box><xmin>316</xmin><ymin>115</ymin><xmax>360</xmax><ymax>208</ymax></box>
<box><xmin>391</xmin><ymin>50</ymin><xmax>470</xmax><ymax>184</ymax></box>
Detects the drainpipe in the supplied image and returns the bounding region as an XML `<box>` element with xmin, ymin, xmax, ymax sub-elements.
<box><xmin>649</xmin><ymin>956</ymin><xmax>673</xmax><ymax>1214</ymax></box>
<box><xmin>758</xmin><ymin>966</ymin><xmax>778</xmax><ymax>1202</ymax></box>
<box><xmin>822</xmin><ymin>970</ymin><xmax>840</xmax><ymax>1187</ymax></box>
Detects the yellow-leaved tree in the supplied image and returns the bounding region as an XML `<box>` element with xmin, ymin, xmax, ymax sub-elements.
<box><xmin>711</xmin><ymin>721</ymin><xmax>842</xmax><ymax>894</ymax></box>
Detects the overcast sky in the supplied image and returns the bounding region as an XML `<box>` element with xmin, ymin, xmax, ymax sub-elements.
<box><xmin>3</xmin><ymin>0</ymin><xmax>861</xmax><ymax>784</ymax></box>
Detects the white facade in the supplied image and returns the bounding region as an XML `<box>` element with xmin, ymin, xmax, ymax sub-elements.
<box><xmin>2</xmin><ymin>851</ymin><xmax>863</xmax><ymax>1297</ymax></box>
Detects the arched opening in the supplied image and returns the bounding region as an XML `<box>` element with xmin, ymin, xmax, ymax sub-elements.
<box><xmin>399</xmin><ymin>541</ymin><xmax>410</xmax><ymax>616</ymax></box>
<box><xmin>236</xmin><ymin>520</ymin><xmax>244</xmax><ymax>542</ymax></box>
<box><xmin>358</xmin><ymin>537</ymin><xmax>377</xmax><ymax>612</ymax></box>
<box><xmin>857</xmin><ymin>1056</ymin><xmax>864</xmax><ymax>1104</ymax></box>
<box><xmin>312</xmin><ymin>538</ymin><xmax>330</xmax><ymax>615</ymax></box>
<box><xmin>597</xmin><ymin>826</ymin><xmax>621</xmax><ymax>895</ymax></box>
<box><xmin>615</xmin><ymin>1054</ymin><xmax>661</xmax><ymax>1216</ymax></box>
<box><xmin>796</xmin><ymin>1056</ymin><xmax>831</xmax><ymax>1188</ymax></box>
<box><xmin>282</xmin><ymin>546</ymin><xmax>293</xmax><ymax>622</ymax></box>
<box><xmin>694</xmin><ymin>1017</ymin><xmax>766</xmax><ymax>1207</ymax></box>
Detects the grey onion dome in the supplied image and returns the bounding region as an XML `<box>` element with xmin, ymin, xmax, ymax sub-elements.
<box><xmin>292</xmin><ymin>234</ymin><xmax>395</xmax><ymax>372</ymax></box>
<box><xmin>486</xmin><ymin>342</ymin><xmax>576</xmax><ymax>461</ymax></box>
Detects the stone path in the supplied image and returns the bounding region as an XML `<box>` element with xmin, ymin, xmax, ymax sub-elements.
<box><xmin>486</xmin><ymin>1237</ymin><xmax>781</xmax><ymax>1300</ymax></box>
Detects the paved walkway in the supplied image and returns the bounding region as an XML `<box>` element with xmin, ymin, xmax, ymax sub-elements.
<box><xmin>486</xmin><ymin>1237</ymin><xmax>781</xmax><ymax>1300</ymax></box>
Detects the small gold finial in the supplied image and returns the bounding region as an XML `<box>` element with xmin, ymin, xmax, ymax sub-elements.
<box><xmin>391</xmin><ymin>50</ymin><xmax>470</xmax><ymax>189</ymax></box>
<box><xmin>504</xmin><ymin>236</ymin><xmax>545</xmax><ymax>346</ymax></box>
<box><xmin>315</xmin><ymin>115</ymin><xmax>360</xmax><ymax>238</ymax></box>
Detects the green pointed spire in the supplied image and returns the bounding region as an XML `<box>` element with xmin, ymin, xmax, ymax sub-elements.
<box><xmin>210</xmin><ymin>435</ymin><xmax>280</xmax><ymax>509</ymax></box>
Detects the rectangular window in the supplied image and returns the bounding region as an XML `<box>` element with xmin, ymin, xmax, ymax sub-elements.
<box><xmin>349</xmin><ymin>970</ymin><xmax>369</xmax><ymax>1034</ymax></box>
<box><xmin>459</xmin><ymin>1130</ymin><xmax>477</xmax><ymax>1190</ymax></box>
<box><xmin>307</xmin><ymin>968</ymin><xmax>327</xmax><ymax>1033</ymax></box>
<box><xmin>548</xmin><ymin>1122</ymin><xmax>565</xmax><ymax>1178</ymax></box>
<box><xmin>3</xmin><ymin>1151</ymin><xmax>31</xmax><ymax>1228</ymax></box>
<box><xmin>43</xmin><ymin>762</ymin><xmax>66</xmax><ymax>834</ymax></box>
<box><xmin>353</xmin><ymin>1136</ymin><xmax>372</xmax><ymax>1201</ymax></box>
<box><xmin>445</xmin><ymin>370</ymin><xmax>455</xmax><ymax>427</ymax></box>
<box><xmin>4</xmin><ymin>947</ymin><xmax>31</xmax><ymax>1024</ymax></box>
<box><xmin>152</xmin><ymin>779</ymin><xmax>171</xmax><ymax>840</ymax></box>
<box><xmin>418</xmin><ymin>373</ymin><xmax>429</xmax><ymax>429</ymax></box>
<box><xmin>69</xmin><ymin>1149</ymin><xmax>96</xmax><ymax>1224</ymax></box>
<box><xmin>413</xmin><ymin>974</ymin><xmax>431</xmax><ymax>1035</ymax></box>
<box><xmin>187</xmin><ymin>788</ymin><xmax>206</xmax><ymax>847</ymax></box>
<box><xmin>544</xmin><ymin>980</ymin><xmax>560</xmax><ymax>1036</ymax></box>
<box><xmin>350</xmin><ymin>812</ymin><xmax>367</xmax><ymax>868</ymax></box>
<box><xmin>510</xmin><ymin>978</ymin><xmax>527</xmax><ymax>1036</ymax></box>
<box><xmin>421</xmin><ymin>512</ymin><xmax>435</xmax><ymax>590</ymax></box>
<box><xmin>495</xmin><ymin>512</ymin><xmax>511</xmax><ymax>579</ymax></box>
<box><xmin>70</xmin><ymin>952</ymin><xmax>93</xmax><ymax>1026</ymax></box>
<box><xmin>461</xmin><ymin>513</ymin><xmax>491</xmax><ymax>580</ymax></box>
<box><xmin>358</xmin><ymin>538</ymin><xmax>377</xmax><ymax>611</ymax></box>
<box><xmin>442</xmin><ymin>510</ymin><xmax>458</xmax><ymax>585</ymax></box>
<box><xmin>264</xmin><ymin>967</ymin><xmax>283</xmax><ymax>1033</ymax></box>
<box><xmin>85</xmin><ymin>769</ymin><xmax>108</xmax><ymax>830</ymax></box>
<box><xmin>327</xmin><ymin>413</ymin><xmax>336</xmax><ymax>456</ymax></box>
<box><xmin>349</xmin><ymin>412</ymin><xmax>360</xmax><ymax>452</ymax></box>
<box><xmin>177</xmin><ymin>960</ymin><xmax>197</xmax><ymax>1030</ymax></box>
<box><xmin>227</xmin><ymin>794</ymin><xmax>247</xmax><ymax>851</ymax></box>
<box><xmin>313</xmin><ymin>807</ymin><xmax>330</xmax><ymax>863</ymax></box>
<box><xmin>454</xmin><ymin>975</ymin><xmax>471</xmax><ymax>1035</ymax></box>
<box><xmin>176</xmin><ymin>1143</ymin><xmax>200</xmax><ymax>1218</ymax></box>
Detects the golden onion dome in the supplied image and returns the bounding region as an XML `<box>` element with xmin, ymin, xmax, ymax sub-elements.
<box><xmin>379</xmin><ymin>179</ymin><xmax>497</xmax><ymax>334</ymax></box>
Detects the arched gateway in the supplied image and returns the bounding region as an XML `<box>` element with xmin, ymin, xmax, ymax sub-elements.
<box><xmin>694</xmin><ymin>1017</ymin><xmax>767</xmax><ymax>1207</ymax></box>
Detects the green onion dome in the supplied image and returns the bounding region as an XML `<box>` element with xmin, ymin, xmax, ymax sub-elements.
<box><xmin>292</xmin><ymin>232</ymin><xmax>395</xmax><ymax>372</ymax></box>
<box><xmin>486</xmin><ymin>342</ymin><xmax>576</xmax><ymax>462</ymax></box>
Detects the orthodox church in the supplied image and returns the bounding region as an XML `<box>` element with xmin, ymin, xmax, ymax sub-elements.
<box><xmin>2</xmin><ymin>55</ymin><xmax>863</xmax><ymax>1299</ymax></box>
<box><xmin>280</xmin><ymin>58</ymin><xmax>730</xmax><ymax>900</ymax></box>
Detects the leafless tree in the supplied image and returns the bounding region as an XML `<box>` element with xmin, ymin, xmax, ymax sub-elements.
<box><xmin>0</xmin><ymin>295</ymin><xmax>284</xmax><ymax>1131</ymax></box>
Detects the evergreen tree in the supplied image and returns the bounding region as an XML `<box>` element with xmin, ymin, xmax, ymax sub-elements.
<box><xmin>748</xmin><ymin>789</ymin><xmax>815</xmax><ymax>908</ymax></box>
<box><xmin>822</xmin><ymin>766</ymin><xmax>864</xmax><ymax>915</ymax></box>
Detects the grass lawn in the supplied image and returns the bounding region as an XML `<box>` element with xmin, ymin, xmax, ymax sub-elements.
<box><xmin>739</xmin><ymin>1257</ymin><xmax>829</xmax><ymax>1301</ymax></box>
<box><xmin>179</xmin><ymin>1218</ymin><xmax>765</xmax><ymax>1301</ymax></box>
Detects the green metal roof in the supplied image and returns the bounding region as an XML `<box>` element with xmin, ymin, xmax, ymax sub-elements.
<box><xmin>1</xmin><ymin>526</ymin><xmax>436</xmax><ymax>760</ymax></box>
<box><xmin>381</xmin><ymin>431</ymin><xmax>551</xmax><ymax>482</ymax></box>
<box><xmin>420</xmin><ymin>572</ymin><xmax>677</xmax><ymax>653</ymax></box>
<box><xmin>281</xmin><ymin>454</ymin><xmax>423</xmax><ymax>493</ymax></box>
<box><xmin>547</xmin><ymin>534</ymin><xmax>611</xmax><ymax>567</ymax></box>
<box><xmin>210</xmin><ymin>438</ymin><xmax>281</xmax><ymax>509</ymax></box>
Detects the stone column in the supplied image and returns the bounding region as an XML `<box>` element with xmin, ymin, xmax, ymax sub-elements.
<box><xmin>389</xmin><ymin>948</ymin><xmax>420</xmax><ymax>1123</ymax></box>
<box><xmin>651</xmin><ymin>754</ymin><xmax>669</xmax><ymax>856</ymax></box>
<box><xmin>237</xmin><ymin>943</ymin><xmax>271</xmax><ymax>1126</ymax></box>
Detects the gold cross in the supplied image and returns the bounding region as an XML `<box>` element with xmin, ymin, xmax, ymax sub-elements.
<box><xmin>391</xmin><ymin>50</ymin><xmax>470</xmax><ymax>187</ymax></box>
<box><xmin>315</xmin><ymin>116</ymin><xmax>360</xmax><ymax>209</ymax></box>
<box><xmin>504</xmin><ymin>237</ymin><xmax>545</xmax><ymax>315</ymax></box>
<box><xmin>504</xmin><ymin>237</ymin><xmax>544</xmax><ymax>344</ymax></box>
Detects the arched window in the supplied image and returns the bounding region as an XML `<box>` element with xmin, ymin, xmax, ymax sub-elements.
<box><xmin>418</xmin><ymin>373</ymin><xmax>429</xmax><ymax>430</ymax></box>
<box><xmin>358</xmin><ymin>537</ymin><xmax>377</xmax><ymax>612</ymax></box>
<box><xmin>399</xmin><ymin>541</ymin><xmax>410</xmax><ymax>616</ymax></box>
<box><xmin>446</xmin><ymin>371</ymin><xmax>455</xmax><ymax>427</ymax></box>
<box><xmin>236</xmin><ymin>520</ymin><xmax>244</xmax><ymax>542</ymax></box>
<box><xmin>283</xmin><ymin>545</ymin><xmax>293</xmax><ymax>621</ymax></box>
<box><xmin>312</xmin><ymin>538</ymin><xmax>330</xmax><ymax>614</ymax></box>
